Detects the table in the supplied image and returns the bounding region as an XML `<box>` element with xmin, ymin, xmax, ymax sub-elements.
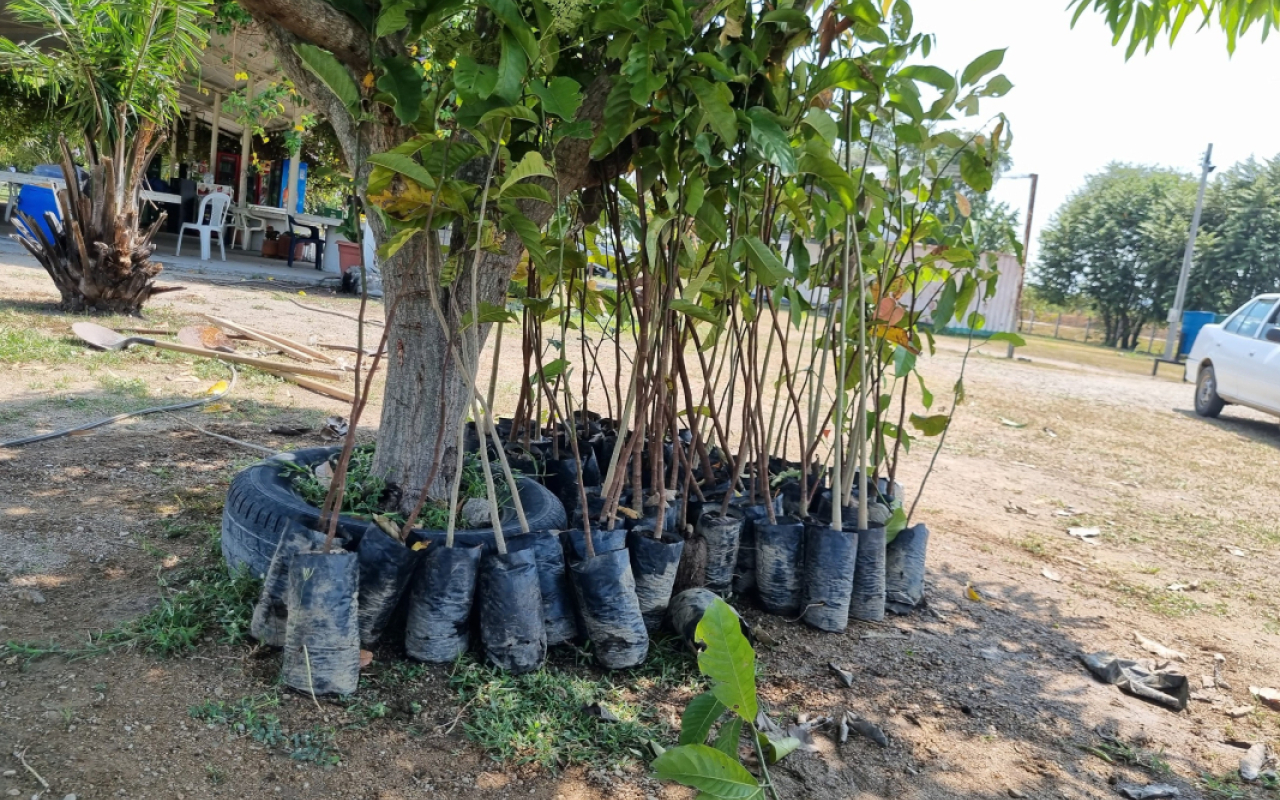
<box><xmin>3</xmin><ymin>170</ymin><xmax>182</xmax><ymax>222</ymax></box>
<box><xmin>247</xmin><ymin>204</ymin><xmax>344</xmax><ymax>273</ymax></box>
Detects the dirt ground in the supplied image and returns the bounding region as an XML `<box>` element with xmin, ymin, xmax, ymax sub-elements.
<box><xmin>3</xmin><ymin>252</ymin><xmax>1280</xmax><ymax>800</ymax></box>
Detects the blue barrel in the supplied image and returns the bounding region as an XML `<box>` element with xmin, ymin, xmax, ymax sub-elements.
<box><xmin>1179</xmin><ymin>311</ymin><xmax>1216</xmax><ymax>356</ymax></box>
<box><xmin>15</xmin><ymin>164</ymin><xmax>64</xmax><ymax>243</ymax></box>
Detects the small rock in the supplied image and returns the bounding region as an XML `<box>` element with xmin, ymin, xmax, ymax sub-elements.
<box><xmin>1241</xmin><ymin>743</ymin><xmax>1267</xmax><ymax>782</ymax></box>
<box><xmin>19</xmin><ymin>589</ymin><xmax>46</xmax><ymax>605</ymax></box>
<box><xmin>0</xmin><ymin>770</ymin><xmax>13</xmax><ymax>777</ymax></box>
<box><xmin>460</xmin><ymin>498</ymin><xmax>491</xmax><ymax>528</ymax></box>
<box><xmin>1041</xmin><ymin>568</ymin><xmax>1062</xmax><ymax>582</ymax></box>
<box><xmin>64</xmin><ymin>795</ymin><xmax>78</xmax><ymax>800</ymax></box>
<box><xmin>6</xmin><ymin>789</ymin><xmax>19</xmax><ymax>797</ymax></box>
<box><xmin>1226</xmin><ymin>706</ymin><xmax>1254</xmax><ymax>718</ymax></box>
<box><xmin>1116</xmin><ymin>784</ymin><xmax>1179</xmax><ymax>799</ymax></box>
<box><xmin>1201</xmin><ymin>676</ymin><xmax>1216</xmax><ymax>690</ymax></box>
<box><xmin>1008</xmin><ymin>790</ymin><xmax>1026</xmax><ymax>799</ymax></box>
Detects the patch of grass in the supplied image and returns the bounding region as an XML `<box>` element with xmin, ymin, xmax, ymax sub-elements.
<box><xmin>97</xmin><ymin>374</ymin><xmax>149</xmax><ymax>397</ymax></box>
<box><xmin>191</xmin><ymin>694</ymin><xmax>341</xmax><ymax>765</ymax></box>
<box><xmin>282</xmin><ymin>444</ymin><xmax>505</xmax><ymax>529</ymax></box>
<box><xmin>0</xmin><ymin>326</ymin><xmax>80</xmax><ymax>364</ymax></box>
<box><xmin>1200</xmin><ymin>773</ymin><xmax>1248</xmax><ymax>799</ymax></box>
<box><xmin>1018</xmin><ymin>535</ymin><xmax>1048</xmax><ymax>557</ymax></box>
<box><xmin>102</xmin><ymin>550</ymin><xmax>260</xmax><ymax>655</ymax></box>
<box><xmin>1107</xmin><ymin>579</ymin><xmax>1215</xmax><ymax>618</ymax></box>
<box><xmin>1087</xmin><ymin>736</ymin><xmax>1172</xmax><ymax>776</ymax></box>
<box><xmin>449</xmin><ymin>655</ymin><xmax>679</xmax><ymax>770</ymax></box>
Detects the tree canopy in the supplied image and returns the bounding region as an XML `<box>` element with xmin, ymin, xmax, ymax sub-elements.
<box><xmin>1070</xmin><ymin>0</ymin><xmax>1280</xmax><ymax>56</ymax></box>
<box><xmin>1036</xmin><ymin>163</ymin><xmax>1194</xmax><ymax>348</ymax></box>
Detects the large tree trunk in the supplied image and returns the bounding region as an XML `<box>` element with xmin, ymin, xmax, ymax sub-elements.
<box><xmin>238</xmin><ymin>7</ymin><xmax>612</xmax><ymax>510</ymax></box>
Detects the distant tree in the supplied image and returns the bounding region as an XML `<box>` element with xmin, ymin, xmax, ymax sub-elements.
<box><xmin>1193</xmin><ymin>157</ymin><xmax>1280</xmax><ymax>311</ymax></box>
<box><xmin>0</xmin><ymin>75</ymin><xmax>62</xmax><ymax>170</ymax></box>
<box><xmin>1036</xmin><ymin>163</ymin><xmax>1195</xmax><ymax>348</ymax></box>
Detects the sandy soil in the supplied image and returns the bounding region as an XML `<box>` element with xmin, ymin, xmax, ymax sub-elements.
<box><xmin>3</xmin><ymin>253</ymin><xmax>1280</xmax><ymax>800</ymax></box>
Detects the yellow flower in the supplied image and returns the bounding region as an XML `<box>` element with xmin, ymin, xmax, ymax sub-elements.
<box><xmin>362</xmin><ymin>72</ymin><xmax>376</xmax><ymax>90</ymax></box>
<box><xmin>234</xmin><ymin>71</ymin><xmax>248</xmax><ymax>81</ymax></box>
<box><xmin>449</xmin><ymin>58</ymin><xmax>457</xmax><ymax>68</ymax></box>
<box><xmin>422</xmin><ymin>60</ymin><xmax>432</xmax><ymax>72</ymax></box>
<box><xmin>298</xmin><ymin>290</ymin><xmax>306</xmax><ymax>296</ymax></box>
<box><xmin>294</xmin><ymin>124</ymin><xmax>305</xmax><ymax>132</ymax></box>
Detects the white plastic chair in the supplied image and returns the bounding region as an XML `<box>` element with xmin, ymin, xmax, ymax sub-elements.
<box><xmin>227</xmin><ymin>207</ymin><xmax>265</xmax><ymax>250</ymax></box>
<box><xmin>176</xmin><ymin>192</ymin><xmax>231</xmax><ymax>261</ymax></box>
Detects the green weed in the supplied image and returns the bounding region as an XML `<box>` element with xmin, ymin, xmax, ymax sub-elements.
<box><xmin>191</xmin><ymin>693</ymin><xmax>341</xmax><ymax>765</ymax></box>
<box><xmin>449</xmin><ymin>656</ymin><xmax>675</xmax><ymax>771</ymax></box>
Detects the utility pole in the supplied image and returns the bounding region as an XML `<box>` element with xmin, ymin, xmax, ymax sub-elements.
<box><xmin>1162</xmin><ymin>144</ymin><xmax>1214</xmax><ymax>361</ymax></box>
<box><xmin>1006</xmin><ymin>173</ymin><xmax>1038</xmax><ymax>358</ymax></box>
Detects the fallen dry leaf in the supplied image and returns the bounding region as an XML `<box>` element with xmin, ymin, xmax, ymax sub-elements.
<box><xmin>359</xmin><ymin>650</ymin><xmax>373</xmax><ymax>668</ymax></box>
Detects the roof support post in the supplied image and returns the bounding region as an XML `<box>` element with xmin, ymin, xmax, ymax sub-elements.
<box><xmin>237</xmin><ymin>75</ymin><xmax>255</xmax><ymax>206</ymax></box>
<box><xmin>208</xmin><ymin>90</ymin><xmax>222</xmax><ymax>181</ymax></box>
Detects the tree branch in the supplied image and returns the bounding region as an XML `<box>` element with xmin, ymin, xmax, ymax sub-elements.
<box><xmin>237</xmin><ymin>0</ymin><xmax>370</xmax><ymax>73</ymax></box>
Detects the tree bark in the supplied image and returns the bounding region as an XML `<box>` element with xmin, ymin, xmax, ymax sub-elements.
<box><xmin>238</xmin><ymin>4</ymin><xmax>618</xmax><ymax>510</ymax></box>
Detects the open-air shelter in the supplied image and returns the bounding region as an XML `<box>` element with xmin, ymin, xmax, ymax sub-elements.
<box><xmin>0</xmin><ymin>7</ymin><xmax>350</xmax><ymax>274</ymax></box>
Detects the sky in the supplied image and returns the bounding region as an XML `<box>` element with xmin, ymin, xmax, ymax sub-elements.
<box><xmin>908</xmin><ymin>0</ymin><xmax>1280</xmax><ymax>261</ymax></box>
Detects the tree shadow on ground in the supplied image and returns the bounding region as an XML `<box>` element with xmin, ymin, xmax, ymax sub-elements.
<box><xmin>752</xmin><ymin>562</ymin><xmax>1229</xmax><ymax>800</ymax></box>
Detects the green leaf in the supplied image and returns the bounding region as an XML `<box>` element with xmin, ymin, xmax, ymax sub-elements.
<box><xmin>376</xmin><ymin>54</ymin><xmax>425</xmax><ymax>125</ymax></box>
<box><xmin>811</xmin><ymin>58</ymin><xmax>877</xmax><ymax>95</ymax></box>
<box><xmin>366</xmin><ymin>153</ymin><xmax>438</xmax><ymax>192</ymax></box>
<box><xmin>954</xmin><ymin>276</ymin><xmax>977</xmax><ymax>325</ymax></box>
<box><xmin>530</xmin><ymin>76</ymin><xmax>583</xmax><ymax>119</ymax></box>
<box><xmin>502</xmin><ymin>151</ymin><xmax>553</xmax><ymax>192</ymax></box>
<box><xmin>909</xmin><ymin>413</ymin><xmax>949</xmax><ymax>436</ymax></box>
<box><xmin>480</xmin><ymin>0</ymin><xmax>538</xmax><ymax>61</ymax></box>
<box><xmin>532</xmin><ymin>357</ymin><xmax>567</xmax><ymax>385</ymax></box>
<box><xmin>454</xmin><ymin>55</ymin><xmax>498</xmax><ymax>99</ymax></box>
<box><xmin>376</xmin><ymin>0</ymin><xmax>410</xmax><ymax>37</ymax></box>
<box><xmin>671</xmin><ymin>298</ymin><xmax>719</xmax><ymax>324</ymax></box>
<box><xmin>695</xmin><ymin>200</ymin><xmax>727</xmax><ymax>243</ymax></box>
<box><xmin>760</xmin><ymin>7</ymin><xmax>808</xmax><ymax>27</ymax></box>
<box><xmin>478</xmin><ymin>104</ymin><xmax>540</xmax><ymax>128</ymax></box>
<box><xmin>756</xmin><ymin>729</ymin><xmax>802</xmax><ymax>764</ymax></box>
<box><xmin>684</xmin><ymin>174</ymin><xmax>706</xmax><ymax>216</ymax></box>
<box><xmin>801</xmin><ymin>108</ymin><xmax>838</xmax><ymax>143</ymax></box>
<box><xmin>917</xmin><ymin>372</ymin><xmax>934</xmax><ymax>409</ymax></box>
<box><xmin>461</xmin><ymin>300</ymin><xmax>517</xmax><ymax>328</ymax></box>
<box><xmin>899</xmin><ymin>64</ymin><xmax>954</xmax><ymax>91</ymax></box>
<box><xmin>713</xmin><ymin>718</ymin><xmax>744</xmax><ymax>758</ymax></box>
<box><xmin>651</xmin><ymin>745</ymin><xmax>764</xmax><ymax>800</ymax></box>
<box><xmin>959</xmin><ymin>149</ymin><xmax>992</xmax><ymax>193</ymax></box>
<box><xmin>980</xmin><ymin>74</ymin><xmax>1013</xmax><ymax>98</ymax></box>
<box><xmin>745</xmin><ymin>107</ymin><xmax>796</xmax><ymax>175</ymax></box>
<box><xmin>501</xmin><ymin>183</ymin><xmax>553</xmax><ymax>203</ymax></box>
<box><xmin>933</xmin><ymin>279</ymin><xmax>957</xmax><ymax>329</ymax></box>
<box><xmin>324</xmin><ymin>0</ymin><xmax>372</xmax><ymax>30</ymax></box>
<box><xmin>961</xmin><ymin>48</ymin><xmax>1006</xmax><ymax>87</ymax></box>
<box><xmin>742</xmin><ymin>236</ymin><xmax>790</xmax><ymax>287</ymax></box>
<box><xmin>884</xmin><ymin>505</ymin><xmax>907</xmax><ymax>543</ymax></box>
<box><xmin>496</xmin><ymin>28</ymin><xmax>529</xmax><ymax>103</ymax></box>
<box><xmin>377</xmin><ymin>224</ymin><xmax>421</xmax><ymax>261</ymax></box>
<box><xmin>686</xmin><ymin>77</ymin><xmax>737</xmax><ymax>145</ymax></box>
<box><xmin>501</xmin><ymin>209</ymin><xmax>547</xmax><ymax>266</ymax></box>
<box><xmin>695</xmin><ymin>599</ymin><xmax>757</xmax><ymax>723</ymax></box>
<box><xmin>679</xmin><ymin>691</ymin><xmax>725</xmax><ymax>746</ymax></box>
<box><xmin>293</xmin><ymin>44</ymin><xmax>361</xmax><ymax>116</ymax></box>
<box><xmin>987</xmin><ymin>331</ymin><xmax>1025</xmax><ymax>347</ymax></box>
<box><xmin>798</xmin><ymin>151</ymin><xmax>857</xmax><ymax>211</ymax></box>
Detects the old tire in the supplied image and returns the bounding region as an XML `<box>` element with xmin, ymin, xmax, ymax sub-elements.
<box><xmin>221</xmin><ymin>446</ymin><xmax>568</xmax><ymax>577</ymax></box>
<box><xmin>1195</xmin><ymin>364</ymin><xmax>1225</xmax><ymax>418</ymax></box>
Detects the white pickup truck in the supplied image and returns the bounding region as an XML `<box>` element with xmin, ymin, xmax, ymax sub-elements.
<box><xmin>1187</xmin><ymin>293</ymin><xmax>1280</xmax><ymax>418</ymax></box>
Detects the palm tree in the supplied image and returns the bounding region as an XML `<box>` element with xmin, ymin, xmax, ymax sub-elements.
<box><xmin>0</xmin><ymin>0</ymin><xmax>208</xmax><ymax>314</ymax></box>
